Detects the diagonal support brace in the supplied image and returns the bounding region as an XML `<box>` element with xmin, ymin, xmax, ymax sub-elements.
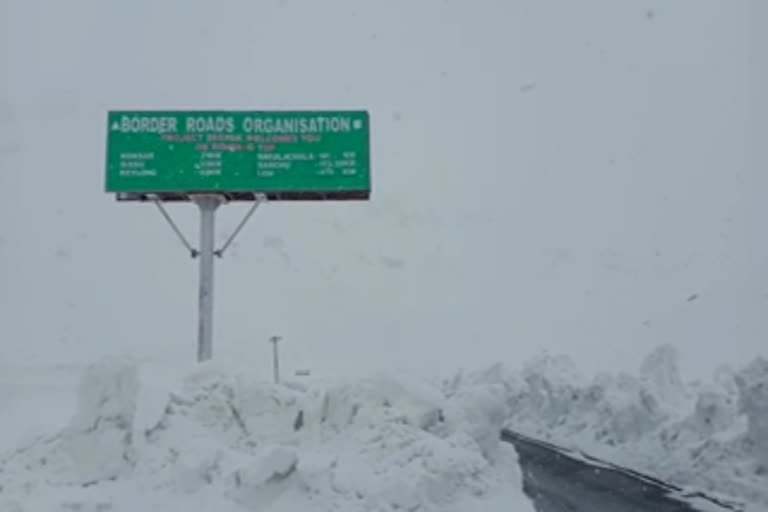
<box><xmin>151</xmin><ymin>196</ymin><xmax>199</xmax><ymax>258</ymax></box>
<box><xmin>214</xmin><ymin>193</ymin><xmax>267</xmax><ymax>258</ymax></box>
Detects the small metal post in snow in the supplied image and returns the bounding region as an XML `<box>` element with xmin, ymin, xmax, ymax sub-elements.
<box><xmin>269</xmin><ymin>335</ymin><xmax>282</xmax><ymax>384</ymax></box>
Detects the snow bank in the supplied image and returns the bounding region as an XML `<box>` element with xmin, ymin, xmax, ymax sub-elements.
<box><xmin>447</xmin><ymin>345</ymin><xmax>768</xmax><ymax>508</ymax></box>
<box><xmin>0</xmin><ymin>357</ymin><xmax>138</xmax><ymax>489</ymax></box>
<box><xmin>736</xmin><ymin>358</ymin><xmax>768</xmax><ymax>473</ymax></box>
<box><xmin>639</xmin><ymin>344</ymin><xmax>688</xmax><ymax>407</ymax></box>
<box><xmin>0</xmin><ymin>359</ymin><xmax>535</xmax><ymax>512</ymax></box>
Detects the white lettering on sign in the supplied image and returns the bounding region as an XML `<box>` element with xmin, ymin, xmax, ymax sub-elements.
<box><xmin>185</xmin><ymin>116</ymin><xmax>235</xmax><ymax>133</ymax></box>
<box><xmin>206</xmin><ymin>133</ymin><xmax>242</xmax><ymax>142</ymax></box>
<box><xmin>118</xmin><ymin>151</ymin><xmax>156</xmax><ymax>177</ymax></box>
<box><xmin>258</xmin><ymin>161</ymin><xmax>291</xmax><ymax>170</ymax></box>
<box><xmin>257</xmin><ymin>153</ymin><xmax>312</xmax><ymax>161</ymax></box>
<box><xmin>120</xmin><ymin>161</ymin><xmax>145</xmax><ymax>169</ymax></box>
<box><xmin>120</xmin><ymin>152</ymin><xmax>155</xmax><ymax>159</ymax></box>
<box><xmin>118</xmin><ymin>116</ymin><xmax>177</xmax><ymax>134</ymax></box>
<box><xmin>119</xmin><ymin>168</ymin><xmax>157</xmax><ymax>177</ymax></box>
<box><xmin>242</xmin><ymin>116</ymin><xmax>354</xmax><ymax>134</ymax></box>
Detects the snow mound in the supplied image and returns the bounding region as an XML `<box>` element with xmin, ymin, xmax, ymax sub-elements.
<box><xmin>736</xmin><ymin>358</ymin><xmax>768</xmax><ymax>473</ymax></box>
<box><xmin>0</xmin><ymin>356</ymin><xmax>138</xmax><ymax>489</ymax></box>
<box><xmin>0</xmin><ymin>360</ymin><xmax>535</xmax><ymax>512</ymax></box>
<box><xmin>488</xmin><ymin>353</ymin><xmax>671</xmax><ymax>446</ymax></box>
<box><xmin>446</xmin><ymin>345</ymin><xmax>768</xmax><ymax>508</ymax></box>
<box><xmin>440</xmin><ymin>362</ymin><xmax>520</xmax><ymax>461</ymax></box>
<box><xmin>639</xmin><ymin>344</ymin><xmax>688</xmax><ymax>407</ymax></box>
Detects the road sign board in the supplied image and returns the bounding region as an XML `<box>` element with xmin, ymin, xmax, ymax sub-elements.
<box><xmin>105</xmin><ymin>110</ymin><xmax>371</xmax><ymax>200</ymax></box>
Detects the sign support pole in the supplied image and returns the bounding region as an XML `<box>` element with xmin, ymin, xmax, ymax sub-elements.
<box><xmin>193</xmin><ymin>194</ymin><xmax>225</xmax><ymax>362</ymax></box>
<box><xmin>148</xmin><ymin>193</ymin><xmax>264</xmax><ymax>362</ymax></box>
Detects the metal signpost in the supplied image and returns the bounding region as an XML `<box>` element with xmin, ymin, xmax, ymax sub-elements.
<box><xmin>269</xmin><ymin>335</ymin><xmax>282</xmax><ymax>384</ymax></box>
<box><xmin>105</xmin><ymin>110</ymin><xmax>371</xmax><ymax>362</ymax></box>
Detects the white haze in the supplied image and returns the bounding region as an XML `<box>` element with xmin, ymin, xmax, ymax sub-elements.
<box><xmin>0</xmin><ymin>0</ymin><xmax>766</xmax><ymax>380</ymax></box>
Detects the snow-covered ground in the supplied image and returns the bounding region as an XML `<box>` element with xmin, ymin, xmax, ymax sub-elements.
<box><xmin>0</xmin><ymin>357</ymin><xmax>536</xmax><ymax>511</ymax></box>
<box><xmin>443</xmin><ymin>345</ymin><xmax>768</xmax><ymax>509</ymax></box>
<box><xmin>2</xmin><ymin>344</ymin><xmax>767</xmax><ymax>511</ymax></box>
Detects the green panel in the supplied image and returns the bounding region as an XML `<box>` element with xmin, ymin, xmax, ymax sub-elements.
<box><xmin>105</xmin><ymin>110</ymin><xmax>370</xmax><ymax>198</ymax></box>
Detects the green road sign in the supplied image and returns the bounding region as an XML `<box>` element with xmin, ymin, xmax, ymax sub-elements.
<box><xmin>105</xmin><ymin>110</ymin><xmax>370</xmax><ymax>200</ymax></box>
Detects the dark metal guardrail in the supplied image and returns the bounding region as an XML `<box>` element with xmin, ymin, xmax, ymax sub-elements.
<box><xmin>500</xmin><ymin>429</ymin><xmax>747</xmax><ymax>512</ymax></box>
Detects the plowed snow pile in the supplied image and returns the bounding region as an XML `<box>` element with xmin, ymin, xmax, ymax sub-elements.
<box><xmin>444</xmin><ymin>345</ymin><xmax>768</xmax><ymax>508</ymax></box>
<box><xmin>0</xmin><ymin>358</ymin><xmax>535</xmax><ymax>512</ymax></box>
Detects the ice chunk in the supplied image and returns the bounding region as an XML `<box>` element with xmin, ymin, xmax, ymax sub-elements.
<box><xmin>735</xmin><ymin>358</ymin><xmax>768</xmax><ymax>472</ymax></box>
<box><xmin>312</xmin><ymin>374</ymin><xmax>443</xmax><ymax>431</ymax></box>
<box><xmin>692</xmin><ymin>390</ymin><xmax>737</xmax><ymax>435</ymax></box>
<box><xmin>235</xmin><ymin>446</ymin><xmax>298</xmax><ymax>487</ymax></box>
<box><xmin>54</xmin><ymin>356</ymin><xmax>139</xmax><ymax>484</ymax></box>
<box><xmin>230</xmin><ymin>446</ymin><xmax>299</xmax><ymax>509</ymax></box>
<box><xmin>639</xmin><ymin>344</ymin><xmax>687</xmax><ymax>407</ymax></box>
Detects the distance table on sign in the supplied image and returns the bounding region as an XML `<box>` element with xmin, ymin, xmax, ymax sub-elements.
<box><xmin>105</xmin><ymin>110</ymin><xmax>371</xmax><ymax>200</ymax></box>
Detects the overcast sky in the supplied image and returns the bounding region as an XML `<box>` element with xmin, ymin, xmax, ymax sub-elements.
<box><xmin>1</xmin><ymin>0</ymin><xmax>766</xmax><ymax>381</ymax></box>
